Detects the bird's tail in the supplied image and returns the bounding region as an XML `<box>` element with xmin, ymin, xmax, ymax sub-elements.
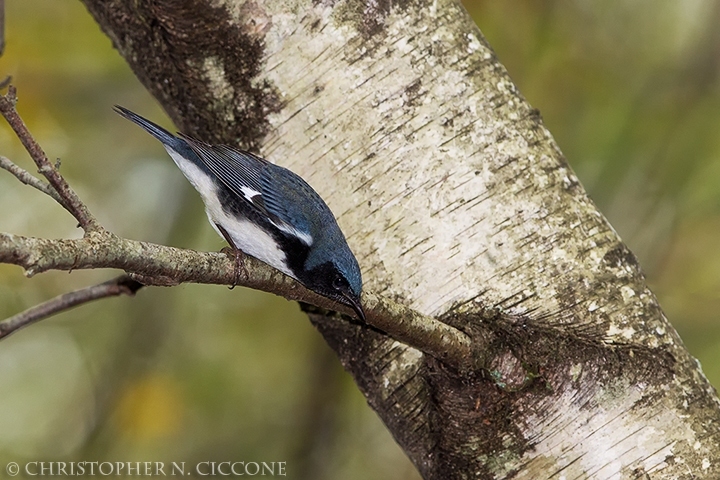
<box><xmin>113</xmin><ymin>105</ymin><xmax>181</xmax><ymax>149</ymax></box>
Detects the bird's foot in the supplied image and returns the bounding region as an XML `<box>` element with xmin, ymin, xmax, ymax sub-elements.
<box><xmin>221</xmin><ymin>247</ymin><xmax>247</xmax><ymax>289</ymax></box>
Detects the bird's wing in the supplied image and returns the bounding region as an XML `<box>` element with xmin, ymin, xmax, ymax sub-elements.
<box><xmin>180</xmin><ymin>136</ymin><xmax>314</xmax><ymax>246</ymax></box>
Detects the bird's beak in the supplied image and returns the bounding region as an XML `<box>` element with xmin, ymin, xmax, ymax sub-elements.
<box><xmin>341</xmin><ymin>291</ymin><xmax>366</xmax><ymax>322</ymax></box>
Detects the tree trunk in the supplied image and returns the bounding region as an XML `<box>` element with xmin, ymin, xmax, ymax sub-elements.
<box><xmin>80</xmin><ymin>0</ymin><xmax>720</xmax><ymax>477</ymax></box>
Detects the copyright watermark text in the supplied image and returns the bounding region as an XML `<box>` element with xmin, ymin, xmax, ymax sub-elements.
<box><xmin>4</xmin><ymin>461</ymin><xmax>287</xmax><ymax>477</ymax></box>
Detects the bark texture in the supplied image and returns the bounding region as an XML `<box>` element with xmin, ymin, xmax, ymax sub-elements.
<box><xmin>80</xmin><ymin>0</ymin><xmax>720</xmax><ymax>478</ymax></box>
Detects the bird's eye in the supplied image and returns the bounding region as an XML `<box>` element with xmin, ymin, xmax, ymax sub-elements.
<box><xmin>332</xmin><ymin>276</ymin><xmax>346</xmax><ymax>290</ymax></box>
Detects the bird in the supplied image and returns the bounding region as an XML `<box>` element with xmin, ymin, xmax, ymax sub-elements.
<box><xmin>114</xmin><ymin>106</ymin><xmax>365</xmax><ymax>322</ymax></box>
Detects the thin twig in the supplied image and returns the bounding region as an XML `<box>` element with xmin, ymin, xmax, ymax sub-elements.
<box><xmin>0</xmin><ymin>155</ymin><xmax>68</xmax><ymax>206</ymax></box>
<box><xmin>0</xmin><ymin>275</ymin><xmax>143</xmax><ymax>339</ymax></box>
<box><xmin>0</xmin><ymin>86</ymin><xmax>100</xmax><ymax>231</ymax></box>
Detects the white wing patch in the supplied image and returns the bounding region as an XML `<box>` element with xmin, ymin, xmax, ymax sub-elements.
<box><xmin>240</xmin><ymin>185</ymin><xmax>314</xmax><ymax>247</ymax></box>
<box><xmin>239</xmin><ymin>186</ymin><xmax>261</xmax><ymax>203</ymax></box>
<box><xmin>271</xmin><ymin>221</ymin><xmax>314</xmax><ymax>247</ymax></box>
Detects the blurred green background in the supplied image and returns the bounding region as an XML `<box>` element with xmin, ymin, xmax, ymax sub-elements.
<box><xmin>0</xmin><ymin>1</ymin><xmax>718</xmax><ymax>478</ymax></box>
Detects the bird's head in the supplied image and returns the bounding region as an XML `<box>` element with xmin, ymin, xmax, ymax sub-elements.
<box><xmin>300</xmin><ymin>247</ymin><xmax>364</xmax><ymax>322</ymax></box>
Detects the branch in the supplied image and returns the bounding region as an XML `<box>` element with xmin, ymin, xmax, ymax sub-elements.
<box><xmin>0</xmin><ymin>86</ymin><xmax>100</xmax><ymax>232</ymax></box>
<box><xmin>362</xmin><ymin>292</ymin><xmax>474</xmax><ymax>368</ymax></box>
<box><xmin>0</xmin><ymin>231</ymin><xmax>475</xmax><ymax>369</ymax></box>
<box><xmin>0</xmin><ymin>155</ymin><xmax>67</xmax><ymax>206</ymax></box>
<box><xmin>0</xmin><ymin>275</ymin><xmax>143</xmax><ymax>339</ymax></box>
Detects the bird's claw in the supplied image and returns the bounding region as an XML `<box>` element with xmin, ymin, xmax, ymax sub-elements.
<box><xmin>221</xmin><ymin>246</ymin><xmax>247</xmax><ymax>289</ymax></box>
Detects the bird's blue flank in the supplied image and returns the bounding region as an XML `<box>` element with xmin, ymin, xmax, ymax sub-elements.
<box><xmin>113</xmin><ymin>106</ymin><xmax>204</xmax><ymax>171</ymax></box>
